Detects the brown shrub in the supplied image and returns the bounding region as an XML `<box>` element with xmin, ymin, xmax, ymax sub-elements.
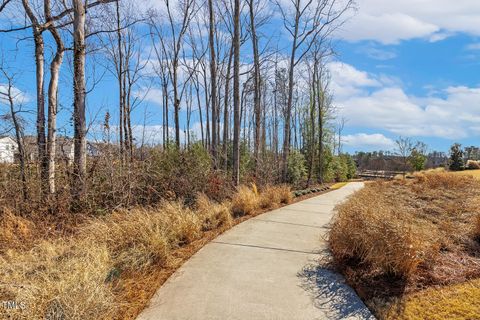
<box><xmin>277</xmin><ymin>185</ymin><xmax>293</xmax><ymax>204</ymax></box>
<box><xmin>158</xmin><ymin>201</ymin><xmax>202</xmax><ymax>246</ymax></box>
<box><xmin>195</xmin><ymin>193</ymin><xmax>233</xmax><ymax>231</ymax></box>
<box><xmin>329</xmin><ymin>188</ymin><xmax>431</xmax><ymax>278</ymax></box>
<box><xmin>259</xmin><ymin>185</ymin><xmax>292</xmax><ymax>209</ymax></box>
<box><xmin>329</xmin><ymin>171</ymin><xmax>480</xmax><ymax>283</ymax></box>
<box><xmin>82</xmin><ymin>208</ymin><xmax>171</xmax><ymax>271</ymax></box>
<box><xmin>0</xmin><ymin>209</ymin><xmax>36</xmax><ymax>252</ymax></box>
<box><xmin>422</xmin><ymin>171</ymin><xmax>472</xmax><ymax>189</ymax></box>
<box><xmin>231</xmin><ymin>185</ymin><xmax>260</xmax><ymax>216</ymax></box>
<box><xmin>259</xmin><ymin>186</ymin><xmax>282</xmax><ymax>209</ymax></box>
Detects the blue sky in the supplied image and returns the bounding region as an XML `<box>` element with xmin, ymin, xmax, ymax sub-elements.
<box><xmin>2</xmin><ymin>0</ymin><xmax>480</xmax><ymax>154</ymax></box>
<box><xmin>331</xmin><ymin>0</ymin><xmax>480</xmax><ymax>153</ymax></box>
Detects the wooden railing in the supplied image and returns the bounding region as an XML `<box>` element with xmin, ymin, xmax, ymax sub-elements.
<box><xmin>357</xmin><ymin>170</ymin><xmax>404</xmax><ymax>180</ymax></box>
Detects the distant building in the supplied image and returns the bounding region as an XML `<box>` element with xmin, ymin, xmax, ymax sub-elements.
<box><xmin>465</xmin><ymin>146</ymin><xmax>480</xmax><ymax>160</ymax></box>
<box><xmin>23</xmin><ymin>136</ymin><xmax>75</xmax><ymax>164</ymax></box>
<box><xmin>426</xmin><ymin>151</ymin><xmax>448</xmax><ymax>168</ymax></box>
<box><xmin>1</xmin><ymin>135</ymin><xmax>121</xmax><ymax>164</ymax></box>
<box><xmin>0</xmin><ymin>136</ymin><xmax>18</xmax><ymax>163</ymax></box>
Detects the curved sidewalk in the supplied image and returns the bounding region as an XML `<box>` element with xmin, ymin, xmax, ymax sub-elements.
<box><xmin>138</xmin><ymin>182</ymin><xmax>374</xmax><ymax>320</ymax></box>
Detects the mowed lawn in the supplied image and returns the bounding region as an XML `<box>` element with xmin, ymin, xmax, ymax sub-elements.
<box><xmin>452</xmin><ymin>169</ymin><xmax>480</xmax><ymax>179</ymax></box>
<box><xmin>384</xmin><ymin>278</ymin><xmax>480</xmax><ymax>320</ymax></box>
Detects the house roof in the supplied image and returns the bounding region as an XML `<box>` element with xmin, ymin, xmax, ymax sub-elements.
<box><xmin>0</xmin><ymin>136</ymin><xmax>16</xmax><ymax>143</ymax></box>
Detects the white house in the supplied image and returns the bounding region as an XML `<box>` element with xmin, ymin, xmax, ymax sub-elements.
<box><xmin>0</xmin><ymin>136</ymin><xmax>18</xmax><ymax>163</ymax></box>
<box><xmin>23</xmin><ymin>136</ymin><xmax>75</xmax><ymax>164</ymax></box>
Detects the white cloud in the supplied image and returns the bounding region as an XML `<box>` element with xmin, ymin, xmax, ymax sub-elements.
<box><xmin>357</xmin><ymin>46</ymin><xmax>397</xmax><ymax>60</ymax></box>
<box><xmin>330</xmin><ymin>62</ymin><xmax>480</xmax><ymax>140</ymax></box>
<box><xmin>327</xmin><ymin>61</ymin><xmax>380</xmax><ymax>99</ymax></box>
<box><xmin>338</xmin><ymin>0</ymin><xmax>480</xmax><ymax>44</ymax></box>
<box><xmin>466</xmin><ymin>43</ymin><xmax>480</xmax><ymax>51</ymax></box>
<box><xmin>340</xmin><ymin>13</ymin><xmax>439</xmax><ymax>44</ymax></box>
<box><xmin>135</xmin><ymin>87</ymin><xmax>164</xmax><ymax>106</ymax></box>
<box><xmin>429</xmin><ymin>31</ymin><xmax>453</xmax><ymax>43</ymax></box>
<box><xmin>343</xmin><ymin>133</ymin><xmax>395</xmax><ymax>150</ymax></box>
<box><xmin>0</xmin><ymin>84</ymin><xmax>30</xmax><ymax>105</ymax></box>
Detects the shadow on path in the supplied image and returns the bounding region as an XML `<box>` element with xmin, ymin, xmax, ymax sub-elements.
<box><xmin>298</xmin><ymin>261</ymin><xmax>375</xmax><ymax>320</ymax></box>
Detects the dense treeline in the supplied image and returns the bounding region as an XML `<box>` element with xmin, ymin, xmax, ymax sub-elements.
<box><xmin>0</xmin><ymin>0</ymin><xmax>355</xmax><ymax>214</ymax></box>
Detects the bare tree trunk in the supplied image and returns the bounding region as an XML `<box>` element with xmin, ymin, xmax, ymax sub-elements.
<box><xmin>186</xmin><ymin>83</ymin><xmax>192</xmax><ymax>148</ymax></box>
<box><xmin>193</xmin><ymin>78</ymin><xmax>204</xmax><ymax>146</ymax></box>
<box><xmin>122</xmin><ymin>63</ymin><xmax>129</xmax><ymax>156</ymax></box>
<box><xmin>232</xmin><ymin>0</ymin><xmax>240</xmax><ymax>185</ymax></box>
<box><xmin>208</xmin><ymin>0</ymin><xmax>218</xmax><ymax>164</ymax></box>
<box><xmin>126</xmin><ymin>67</ymin><xmax>134</xmax><ymax>159</ymax></box>
<box><xmin>223</xmin><ymin>44</ymin><xmax>233</xmax><ymax>171</ymax></box>
<box><xmin>115</xmin><ymin>0</ymin><xmax>125</xmax><ymax>160</ymax></box>
<box><xmin>0</xmin><ymin>68</ymin><xmax>27</xmax><ymax>200</ymax></box>
<box><xmin>281</xmin><ymin>12</ymin><xmax>299</xmax><ymax>182</ymax></box>
<box><xmin>273</xmin><ymin>57</ymin><xmax>279</xmax><ymax>160</ymax></box>
<box><xmin>22</xmin><ymin>0</ymin><xmax>47</xmax><ymax>194</ymax></box>
<box><xmin>307</xmin><ymin>64</ymin><xmax>316</xmax><ymax>187</ymax></box>
<box><xmin>72</xmin><ymin>0</ymin><xmax>87</xmax><ymax>205</ymax></box>
<box><xmin>45</xmin><ymin>0</ymin><xmax>65</xmax><ymax>196</ymax></box>
<box><xmin>248</xmin><ymin>0</ymin><xmax>261</xmax><ymax>177</ymax></box>
<box><xmin>317</xmin><ymin>67</ymin><xmax>324</xmax><ymax>184</ymax></box>
<box><xmin>35</xmin><ymin>33</ymin><xmax>48</xmax><ymax>195</ymax></box>
<box><xmin>203</xmin><ymin>61</ymin><xmax>211</xmax><ymax>148</ymax></box>
<box><xmin>173</xmin><ymin>66</ymin><xmax>180</xmax><ymax>148</ymax></box>
<box><xmin>163</xmin><ymin>80</ymin><xmax>169</xmax><ymax>145</ymax></box>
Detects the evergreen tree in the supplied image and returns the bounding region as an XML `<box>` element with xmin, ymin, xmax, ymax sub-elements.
<box><xmin>449</xmin><ymin>143</ymin><xmax>464</xmax><ymax>171</ymax></box>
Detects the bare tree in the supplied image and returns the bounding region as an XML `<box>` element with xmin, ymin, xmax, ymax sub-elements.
<box><xmin>150</xmin><ymin>25</ymin><xmax>171</xmax><ymax>146</ymax></box>
<box><xmin>336</xmin><ymin>116</ymin><xmax>346</xmax><ymax>155</ymax></box>
<box><xmin>151</xmin><ymin>0</ymin><xmax>197</xmax><ymax>148</ymax></box>
<box><xmin>0</xmin><ymin>63</ymin><xmax>27</xmax><ymax>200</ymax></box>
<box><xmin>316</xmin><ymin>65</ymin><xmax>333</xmax><ymax>183</ymax></box>
<box><xmin>395</xmin><ymin>136</ymin><xmax>414</xmax><ymax>175</ymax></box>
<box><xmin>232</xmin><ymin>0</ymin><xmax>241</xmax><ymax>185</ymax></box>
<box><xmin>44</xmin><ymin>0</ymin><xmax>66</xmax><ymax>195</ymax></box>
<box><xmin>247</xmin><ymin>0</ymin><xmax>261</xmax><ymax>175</ymax></box>
<box><xmin>0</xmin><ymin>0</ymin><xmax>12</xmax><ymax>12</ymax></box>
<box><xmin>21</xmin><ymin>0</ymin><xmax>48</xmax><ymax>194</ymax></box>
<box><xmin>207</xmin><ymin>0</ymin><xmax>218</xmax><ymax>163</ymax></box>
<box><xmin>71</xmin><ymin>0</ymin><xmax>87</xmax><ymax>204</ymax></box>
<box><xmin>276</xmin><ymin>0</ymin><xmax>354</xmax><ymax>182</ymax></box>
<box><xmin>103</xmin><ymin>0</ymin><xmax>145</xmax><ymax>161</ymax></box>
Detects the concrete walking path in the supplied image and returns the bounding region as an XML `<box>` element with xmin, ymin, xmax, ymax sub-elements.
<box><xmin>138</xmin><ymin>182</ymin><xmax>374</xmax><ymax>320</ymax></box>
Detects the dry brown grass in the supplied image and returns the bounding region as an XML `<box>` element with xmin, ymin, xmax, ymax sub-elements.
<box><xmin>258</xmin><ymin>185</ymin><xmax>293</xmax><ymax>209</ymax></box>
<box><xmin>81</xmin><ymin>208</ymin><xmax>172</xmax><ymax>271</ymax></box>
<box><xmin>0</xmin><ymin>183</ymin><xmax>303</xmax><ymax>319</ymax></box>
<box><xmin>0</xmin><ymin>238</ymin><xmax>115</xmax><ymax>320</ymax></box>
<box><xmin>259</xmin><ymin>186</ymin><xmax>282</xmax><ymax>209</ymax></box>
<box><xmin>329</xmin><ymin>193</ymin><xmax>428</xmax><ymax>278</ymax></box>
<box><xmin>231</xmin><ymin>185</ymin><xmax>260</xmax><ymax>216</ymax></box>
<box><xmin>277</xmin><ymin>185</ymin><xmax>293</xmax><ymax>204</ymax></box>
<box><xmin>475</xmin><ymin>214</ymin><xmax>480</xmax><ymax>240</ymax></box>
<box><xmin>161</xmin><ymin>201</ymin><xmax>203</xmax><ymax>245</ymax></box>
<box><xmin>0</xmin><ymin>201</ymin><xmax>205</xmax><ymax>319</ymax></box>
<box><xmin>0</xmin><ymin>209</ymin><xmax>36</xmax><ymax>252</ymax></box>
<box><xmin>329</xmin><ymin>171</ymin><xmax>480</xmax><ymax>317</ymax></box>
<box><xmin>195</xmin><ymin>193</ymin><xmax>233</xmax><ymax>231</ymax></box>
